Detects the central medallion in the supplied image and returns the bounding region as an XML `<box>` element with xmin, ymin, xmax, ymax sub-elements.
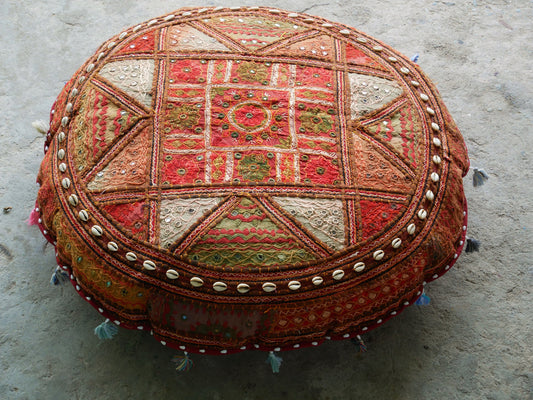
<box><xmin>229</xmin><ymin>101</ymin><xmax>271</xmax><ymax>133</ymax></box>
<box><xmin>209</xmin><ymin>86</ymin><xmax>292</xmax><ymax>149</ymax></box>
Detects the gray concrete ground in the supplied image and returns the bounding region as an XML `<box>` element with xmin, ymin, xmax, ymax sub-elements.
<box><xmin>0</xmin><ymin>1</ymin><xmax>531</xmax><ymax>399</ymax></box>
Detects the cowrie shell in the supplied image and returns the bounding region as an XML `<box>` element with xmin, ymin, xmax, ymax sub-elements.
<box><xmin>68</xmin><ymin>194</ymin><xmax>78</xmax><ymax>206</ymax></box>
<box><xmin>91</xmin><ymin>225</ymin><xmax>103</xmax><ymax>236</ymax></box>
<box><xmin>237</xmin><ymin>283</ymin><xmax>250</xmax><ymax>293</ymax></box>
<box><xmin>392</xmin><ymin>238</ymin><xmax>402</xmax><ymax>248</ymax></box>
<box><xmin>143</xmin><ymin>260</ymin><xmax>156</xmax><ymax>271</ymax></box>
<box><xmin>288</xmin><ymin>281</ymin><xmax>301</xmax><ymax>290</ymax></box>
<box><xmin>166</xmin><ymin>269</ymin><xmax>179</xmax><ymax>279</ymax></box>
<box><xmin>312</xmin><ymin>276</ymin><xmax>323</xmax><ymax>285</ymax></box>
<box><xmin>332</xmin><ymin>270</ymin><xmax>344</xmax><ymax>280</ymax></box>
<box><xmin>190</xmin><ymin>277</ymin><xmax>204</xmax><ymax>287</ymax></box>
<box><xmin>353</xmin><ymin>262</ymin><xmax>365</xmax><ymax>272</ymax></box>
<box><xmin>78</xmin><ymin>209</ymin><xmax>89</xmax><ymax>221</ymax></box>
<box><xmin>262</xmin><ymin>282</ymin><xmax>276</xmax><ymax>292</ymax></box>
<box><xmin>213</xmin><ymin>281</ymin><xmax>227</xmax><ymax>292</ymax></box>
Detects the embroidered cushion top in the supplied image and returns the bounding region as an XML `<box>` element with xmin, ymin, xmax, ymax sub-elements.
<box><xmin>36</xmin><ymin>7</ymin><xmax>469</xmax><ymax>354</ymax></box>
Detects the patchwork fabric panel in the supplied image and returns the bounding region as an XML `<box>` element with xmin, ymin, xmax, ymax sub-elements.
<box><xmin>35</xmin><ymin>7</ymin><xmax>469</xmax><ymax>354</ymax></box>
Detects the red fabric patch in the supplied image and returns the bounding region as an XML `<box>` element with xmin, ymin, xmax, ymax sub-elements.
<box><xmin>299</xmin><ymin>154</ymin><xmax>341</xmax><ymax>185</ymax></box>
<box><xmin>102</xmin><ymin>201</ymin><xmax>150</xmax><ymax>241</ymax></box>
<box><xmin>345</xmin><ymin>44</ymin><xmax>382</xmax><ymax>68</ymax></box>
<box><xmin>162</xmin><ymin>152</ymin><xmax>206</xmax><ymax>185</ymax></box>
<box><xmin>116</xmin><ymin>30</ymin><xmax>157</xmax><ymax>55</ymax></box>
<box><xmin>295</xmin><ymin>65</ymin><xmax>335</xmax><ymax>88</ymax></box>
<box><xmin>168</xmin><ymin>59</ymin><xmax>210</xmax><ymax>84</ymax></box>
<box><xmin>359</xmin><ymin>199</ymin><xmax>406</xmax><ymax>240</ymax></box>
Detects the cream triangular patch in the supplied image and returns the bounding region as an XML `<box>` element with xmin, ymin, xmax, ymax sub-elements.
<box><xmin>203</xmin><ymin>16</ymin><xmax>301</xmax><ymax>51</ymax></box>
<box><xmin>272</xmin><ymin>196</ymin><xmax>346</xmax><ymax>251</ymax></box>
<box><xmin>271</xmin><ymin>34</ymin><xmax>335</xmax><ymax>61</ymax></box>
<box><xmin>99</xmin><ymin>59</ymin><xmax>155</xmax><ymax>108</ymax></box>
<box><xmin>159</xmin><ymin>197</ymin><xmax>223</xmax><ymax>248</ymax></box>
<box><xmin>167</xmin><ymin>25</ymin><xmax>231</xmax><ymax>52</ymax></box>
<box><xmin>348</xmin><ymin>73</ymin><xmax>403</xmax><ymax>118</ymax></box>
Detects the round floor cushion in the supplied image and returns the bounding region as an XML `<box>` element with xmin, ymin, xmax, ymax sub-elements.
<box><xmin>35</xmin><ymin>6</ymin><xmax>469</xmax><ymax>354</ymax></box>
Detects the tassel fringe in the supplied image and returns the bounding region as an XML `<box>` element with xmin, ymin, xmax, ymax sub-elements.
<box><xmin>27</xmin><ymin>208</ymin><xmax>40</xmax><ymax>226</ymax></box>
<box><xmin>415</xmin><ymin>290</ymin><xmax>431</xmax><ymax>305</ymax></box>
<box><xmin>32</xmin><ymin>120</ymin><xmax>50</xmax><ymax>134</ymax></box>
<box><xmin>94</xmin><ymin>319</ymin><xmax>119</xmax><ymax>340</ymax></box>
<box><xmin>465</xmin><ymin>237</ymin><xmax>481</xmax><ymax>253</ymax></box>
<box><xmin>351</xmin><ymin>335</ymin><xmax>367</xmax><ymax>353</ymax></box>
<box><xmin>50</xmin><ymin>266</ymin><xmax>69</xmax><ymax>285</ymax></box>
<box><xmin>473</xmin><ymin>168</ymin><xmax>489</xmax><ymax>187</ymax></box>
<box><xmin>267</xmin><ymin>351</ymin><xmax>283</xmax><ymax>373</ymax></box>
<box><xmin>172</xmin><ymin>352</ymin><xmax>193</xmax><ymax>372</ymax></box>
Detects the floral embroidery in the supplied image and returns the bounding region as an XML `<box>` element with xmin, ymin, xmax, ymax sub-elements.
<box><xmin>298</xmin><ymin>107</ymin><xmax>334</xmax><ymax>133</ymax></box>
<box><xmin>168</xmin><ymin>104</ymin><xmax>201</xmax><ymax>130</ymax></box>
<box><xmin>236</xmin><ymin>154</ymin><xmax>271</xmax><ymax>181</ymax></box>
<box><xmin>236</xmin><ymin>61</ymin><xmax>269</xmax><ymax>83</ymax></box>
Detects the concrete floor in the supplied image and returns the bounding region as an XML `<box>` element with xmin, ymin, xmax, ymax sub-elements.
<box><xmin>0</xmin><ymin>1</ymin><xmax>531</xmax><ymax>399</ymax></box>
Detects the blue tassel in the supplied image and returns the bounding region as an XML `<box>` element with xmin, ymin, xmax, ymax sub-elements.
<box><xmin>415</xmin><ymin>291</ymin><xmax>431</xmax><ymax>305</ymax></box>
<box><xmin>267</xmin><ymin>351</ymin><xmax>283</xmax><ymax>373</ymax></box>
<box><xmin>94</xmin><ymin>319</ymin><xmax>118</xmax><ymax>340</ymax></box>
<box><xmin>473</xmin><ymin>168</ymin><xmax>489</xmax><ymax>187</ymax></box>
<box><xmin>50</xmin><ymin>266</ymin><xmax>69</xmax><ymax>285</ymax></box>
<box><xmin>351</xmin><ymin>335</ymin><xmax>367</xmax><ymax>352</ymax></box>
<box><xmin>172</xmin><ymin>352</ymin><xmax>193</xmax><ymax>372</ymax></box>
<box><xmin>465</xmin><ymin>237</ymin><xmax>481</xmax><ymax>253</ymax></box>
<box><xmin>410</xmin><ymin>53</ymin><xmax>420</xmax><ymax>63</ymax></box>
